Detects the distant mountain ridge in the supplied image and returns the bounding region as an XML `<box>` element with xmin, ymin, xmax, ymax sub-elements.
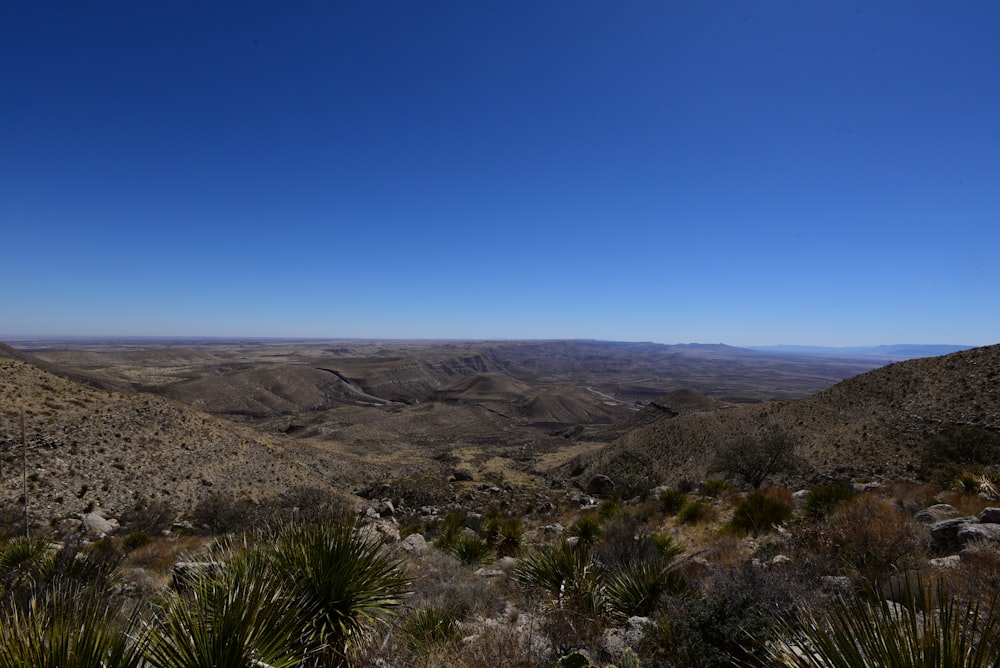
<box><xmin>566</xmin><ymin>343</ymin><xmax>1000</xmax><ymax>488</ymax></box>
<box><xmin>749</xmin><ymin>344</ymin><xmax>974</xmax><ymax>359</ymax></box>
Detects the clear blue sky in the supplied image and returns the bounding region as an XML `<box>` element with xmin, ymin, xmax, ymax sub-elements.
<box><xmin>2</xmin><ymin>2</ymin><xmax>998</xmax><ymax>346</ymax></box>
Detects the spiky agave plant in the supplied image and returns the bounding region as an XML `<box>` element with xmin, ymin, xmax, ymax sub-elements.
<box><xmin>144</xmin><ymin>542</ymin><xmax>309</xmax><ymax>668</ymax></box>
<box><xmin>512</xmin><ymin>540</ymin><xmax>604</xmax><ymax>615</ymax></box>
<box><xmin>0</xmin><ymin>583</ymin><xmax>145</xmax><ymax>668</ymax></box>
<box><xmin>767</xmin><ymin>578</ymin><xmax>1000</xmax><ymax>667</ymax></box>
<box><xmin>267</xmin><ymin>515</ymin><xmax>412</xmax><ymax>667</ymax></box>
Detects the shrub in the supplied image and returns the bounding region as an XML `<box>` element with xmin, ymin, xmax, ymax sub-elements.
<box><xmin>676</xmin><ymin>501</ymin><xmax>713</xmax><ymax>525</ymax></box>
<box><xmin>658</xmin><ymin>488</ymin><xmax>688</xmax><ymax>515</ymax></box>
<box><xmin>709</xmin><ymin>429</ymin><xmax>803</xmax><ymax>489</ymax></box>
<box><xmin>727</xmin><ymin>491</ymin><xmax>793</xmax><ymax>536</ymax></box>
<box><xmin>828</xmin><ymin>495</ymin><xmax>927</xmax><ymax>584</ymax></box>
<box><xmin>433</xmin><ymin>512</ymin><xmax>467</xmax><ymax>551</ymax></box>
<box><xmin>700</xmin><ymin>479</ymin><xmax>730</xmax><ymax>497</ymax></box>
<box><xmin>400</xmin><ymin>605</ymin><xmax>460</xmax><ymax>653</ymax></box>
<box><xmin>122</xmin><ymin>532</ymin><xmax>152</xmax><ymax>551</ymax></box>
<box><xmin>802</xmin><ymin>480</ymin><xmax>854</xmax><ymax>521</ymax></box>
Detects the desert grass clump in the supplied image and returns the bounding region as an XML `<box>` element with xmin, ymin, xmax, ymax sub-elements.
<box><xmin>802</xmin><ymin>480</ymin><xmax>854</xmax><ymax>521</ymax></box>
<box><xmin>400</xmin><ymin>605</ymin><xmax>461</xmax><ymax>654</ymax></box>
<box><xmin>768</xmin><ymin>577</ymin><xmax>1000</xmax><ymax>667</ymax></box>
<box><xmin>727</xmin><ymin>490</ymin><xmax>793</xmax><ymax>536</ymax></box>
<box><xmin>676</xmin><ymin>500</ymin><xmax>714</xmax><ymax>526</ymax></box>
<box><xmin>658</xmin><ymin>488</ymin><xmax>688</xmax><ymax>515</ymax></box>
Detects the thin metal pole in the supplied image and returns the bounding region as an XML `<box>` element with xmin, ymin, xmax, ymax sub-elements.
<box><xmin>22</xmin><ymin>408</ymin><xmax>28</xmax><ymax>538</ymax></box>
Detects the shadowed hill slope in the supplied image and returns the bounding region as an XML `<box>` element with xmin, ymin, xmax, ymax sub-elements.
<box><xmin>564</xmin><ymin>344</ymin><xmax>1000</xmax><ymax>489</ymax></box>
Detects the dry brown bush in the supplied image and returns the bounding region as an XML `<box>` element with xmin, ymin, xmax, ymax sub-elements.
<box><xmin>828</xmin><ymin>494</ymin><xmax>928</xmax><ymax>584</ymax></box>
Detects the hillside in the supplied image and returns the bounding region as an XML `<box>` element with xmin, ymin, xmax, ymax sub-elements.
<box><xmin>0</xmin><ymin>348</ymin><xmax>354</xmax><ymax>530</ymax></box>
<box><xmin>564</xmin><ymin>344</ymin><xmax>1000</xmax><ymax>488</ymax></box>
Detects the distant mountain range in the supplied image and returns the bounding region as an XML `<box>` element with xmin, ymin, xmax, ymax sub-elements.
<box><xmin>747</xmin><ymin>344</ymin><xmax>974</xmax><ymax>360</ymax></box>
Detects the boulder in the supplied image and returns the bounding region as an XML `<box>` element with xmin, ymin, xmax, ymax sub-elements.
<box><xmin>957</xmin><ymin>523</ymin><xmax>1000</xmax><ymax>545</ymax></box>
<box><xmin>930</xmin><ymin>517</ymin><xmax>979</xmax><ymax>554</ymax></box>
<box><xmin>979</xmin><ymin>507</ymin><xmax>1000</xmax><ymax>524</ymax></box>
<box><xmin>81</xmin><ymin>512</ymin><xmax>119</xmax><ymax>537</ymax></box>
<box><xmin>399</xmin><ymin>533</ymin><xmax>428</xmax><ymax>555</ymax></box>
<box><xmin>915</xmin><ymin>504</ymin><xmax>961</xmax><ymax>524</ymax></box>
<box><xmin>586</xmin><ymin>475</ymin><xmax>616</xmax><ymax>498</ymax></box>
<box><xmin>452</xmin><ymin>468</ymin><xmax>475</xmax><ymax>482</ymax></box>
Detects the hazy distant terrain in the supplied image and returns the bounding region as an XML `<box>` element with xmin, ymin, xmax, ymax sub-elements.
<box><xmin>4</xmin><ymin>337</ymin><xmax>993</xmax><ymax>529</ymax></box>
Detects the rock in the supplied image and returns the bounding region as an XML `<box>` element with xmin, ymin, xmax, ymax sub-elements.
<box><xmin>930</xmin><ymin>517</ymin><xmax>978</xmax><ymax>553</ymax></box>
<box><xmin>541</xmin><ymin>523</ymin><xmax>565</xmax><ymax>535</ymax></box>
<box><xmin>770</xmin><ymin>554</ymin><xmax>792</xmax><ymax>567</ymax></box>
<box><xmin>929</xmin><ymin>555</ymin><xmax>962</xmax><ymax>568</ymax></box>
<box><xmin>915</xmin><ymin>504</ymin><xmax>961</xmax><ymax>524</ymax></box>
<box><xmin>452</xmin><ymin>468</ymin><xmax>475</xmax><ymax>482</ymax></box>
<box><xmin>377</xmin><ymin>499</ymin><xmax>395</xmax><ymax>517</ymax></box>
<box><xmin>586</xmin><ymin>475</ymin><xmax>616</xmax><ymax>498</ymax></box>
<box><xmin>496</xmin><ymin>556</ymin><xmax>518</xmax><ymax>571</ymax></box>
<box><xmin>81</xmin><ymin>512</ymin><xmax>119</xmax><ymax>537</ymax></box>
<box><xmin>979</xmin><ymin>507</ymin><xmax>1000</xmax><ymax>523</ymax></box>
<box><xmin>399</xmin><ymin>533</ymin><xmax>428</xmax><ymax>555</ymax></box>
<box><xmin>957</xmin><ymin>523</ymin><xmax>1000</xmax><ymax>545</ymax></box>
<box><xmin>474</xmin><ymin>568</ymin><xmax>505</xmax><ymax>578</ymax></box>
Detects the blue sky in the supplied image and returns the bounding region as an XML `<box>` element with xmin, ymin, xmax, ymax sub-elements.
<box><xmin>2</xmin><ymin>2</ymin><xmax>998</xmax><ymax>346</ymax></box>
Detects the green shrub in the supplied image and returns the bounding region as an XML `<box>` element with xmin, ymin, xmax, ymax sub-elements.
<box><xmin>658</xmin><ymin>488</ymin><xmax>688</xmax><ymax>515</ymax></box>
<box><xmin>401</xmin><ymin>605</ymin><xmax>460</xmax><ymax>653</ymax></box>
<box><xmin>728</xmin><ymin>492</ymin><xmax>793</xmax><ymax>536</ymax></box>
<box><xmin>676</xmin><ymin>501</ymin><xmax>712</xmax><ymax>525</ymax></box>
<box><xmin>122</xmin><ymin>532</ymin><xmax>152</xmax><ymax>551</ymax></box>
<box><xmin>701</xmin><ymin>479</ymin><xmax>730</xmax><ymax>497</ymax></box>
<box><xmin>802</xmin><ymin>480</ymin><xmax>854</xmax><ymax>521</ymax></box>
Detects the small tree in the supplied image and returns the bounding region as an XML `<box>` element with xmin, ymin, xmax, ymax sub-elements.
<box><xmin>710</xmin><ymin>429</ymin><xmax>802</xmax><ymax>489</ymax></box>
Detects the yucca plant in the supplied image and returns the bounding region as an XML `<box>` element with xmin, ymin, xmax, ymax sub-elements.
<box><xmin>0</xmin><ymin>535</ymin><xmax>57</xmax><ymax>599</ymax></box>
<box><xmin>605</xmin><ymin>560</ymin><xmax>689</xmax><ymax>621</ymax></box>
<box><xmin>513</xmin><ymin>541</ymin><xmax>604</xmax><ymax>615</ymax></box>
<box><xmin>0</xmin><ymin>584</ymin><xmax>145</xmax><ymax>668</ymax></box>
<box><xmin>268</xmin><ymin>516</ymin><xmax>412</xmax><ymax>667</ymax></box>
<box><xmin>449</xmin><ymin>534</ymin><xmax>493</xmax><ymax>567</ymax></box>
<box><xmin>567</xmin><ymin>515</ymin><xmax>603</xmax><ymax>551</ymax></box>
<box><xmin>144</xmin><ymin>544</ymin><xmax>309</xmax><ymax>668</ymax></box>
<box><xmin>768</xmin><ymin>578</ymin><xmax>1000</xmax><ymax>667</ymax></box>
<box><xmin>483</xmin><ymin>516</ymin><xmax>524</xmax><ymax>558</ymax></box>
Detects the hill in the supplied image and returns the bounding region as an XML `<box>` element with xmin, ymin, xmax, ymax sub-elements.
<box><xmin>563</xmin><ymin>344</ymin><xmax>1000</xmax><ymax>489</ymax></box>
<box><xmin>0</xmin><ymin>347</ymin><xmax>353</xmax><ymax>530</ymax></box>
